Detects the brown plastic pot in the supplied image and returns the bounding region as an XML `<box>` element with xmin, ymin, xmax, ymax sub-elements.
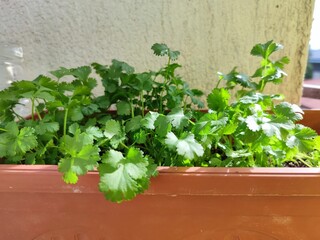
<box><xmin>299</xmin><ymin>109</ymin><xmax>320</xmax><ymax>134</ymax></box>
<box><xmin>1</xmin><ymin>166</ymin><xmax>320</xmax><ymax>239</ymax></box>
<box><xmin>0</xmin><ymin>110</ymin><xmax>319</xmax><ymax>239</ymax></box>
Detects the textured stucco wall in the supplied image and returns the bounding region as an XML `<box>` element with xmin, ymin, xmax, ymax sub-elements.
<box><xmin>0</xmin><ymin>0</ymin><xmax>315</xmax><ymax>104</ymax></box>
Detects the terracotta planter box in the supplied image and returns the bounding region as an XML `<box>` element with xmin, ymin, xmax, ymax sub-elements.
<box><xmin>0</xmin><ymin>110</ymin><xmax>319</xmax><ymax>239</ymax></box>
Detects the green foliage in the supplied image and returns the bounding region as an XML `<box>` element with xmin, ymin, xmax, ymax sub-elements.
<box><xmin>0</xmin><ymin>40</ymin><xmax>319</xmax><ymax>203</ymax></box>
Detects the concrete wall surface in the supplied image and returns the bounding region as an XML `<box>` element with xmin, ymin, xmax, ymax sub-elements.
<box><xmin>0</xmin><ymin>0</ymin><xmax>315</xmax><ymax>103</ymax></box>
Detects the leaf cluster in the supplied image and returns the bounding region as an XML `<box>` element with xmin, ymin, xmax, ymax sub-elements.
<box><xmin>0</xmin><ymin>41</ymin><xmax>319</xmax><ymax>203</ymax></box>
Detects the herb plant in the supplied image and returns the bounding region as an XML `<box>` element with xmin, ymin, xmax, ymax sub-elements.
<box><xmin>0</xmin><ymin>41</ymin><xmax>319</xmax><ymax>202</ymax></box>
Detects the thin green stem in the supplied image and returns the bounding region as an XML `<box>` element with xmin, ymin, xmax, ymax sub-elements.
<box><xmin>140</xmin><ymin>92</ymin><xmax>145</xmax><ymax>117</ymax></box>
<box><xmin>0</xmin><ymin>128</ymin><xmax>7</xmax><ymax>132</ymax></box>
<box><xmin>35</xmin><ymin>108</ymin><xmax>42</xmax><ymax>121</ymax></box>
<box><xmin>120</xmin><ymin>142</ymin><xmax>129</xmax><ymax>150</ymax></box>
<box><xmin>215</xmin><ymin>77</ymin><xmax>222</xmax><ymax>88</ymax></box>
<box><xmin>130</xmin><ymin>99</ymin><xmax>134</xmax><ymax>118</ymax></box>
<box><xmin>188</xmin><ymin>119</ymin><xmax>195</xmax><ymax>126</ymax></box>
<box><xmin>295</xmin><ymin>157</ymin><xmax>313</xmax><ymax>168</ymax></box>
<box><xmin>159</xmin><ymin>57</ymin><xmax>171</xmax><ymax>113</ymax></box>
<box><xmin>31</xmin><ymin>98</ymin><xmax>35</xmax><ymax>121</ymax></box>
<box><xmin>63</xmin><ymin>108</ymin><xmax>69</xmax><ymax>138</ymax></box>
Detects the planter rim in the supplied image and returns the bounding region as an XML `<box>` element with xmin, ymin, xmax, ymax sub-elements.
<box><xmin>1</xmin><ymin>164</ymin><xmax>320</xmax><ymax>175</ymax></box>
<box><xmin>1</xmin><ymin>165</ymin><xmax>320</xmax><ymax>196</ymax></box>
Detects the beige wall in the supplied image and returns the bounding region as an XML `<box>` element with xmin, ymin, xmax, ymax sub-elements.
<box><xmin>0</xmin><ymin>0</ymin><xmax>315</xmax><ymax>104</ymax></box>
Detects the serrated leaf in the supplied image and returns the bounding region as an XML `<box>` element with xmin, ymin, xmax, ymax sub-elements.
<box><xmin>154</xmin><ymin>115</ymin><xmax>172</xmax><ymax>137</ymax></box>
<box><xmin>0</xmin><ymin>123</ymin><xmax>38</xmax><ymax>157</ymax></box>
<box><xmin>207</xmin><ymin>88</ymin><xmax>230</xmax><ymax>111</ymax></box>
<box><xmin>141</xmin><ymin>111</ymin><xmax>160</xmax><ymax>129</ymax></box>
<box><xmin>85</xmin><ymin>126</ymin><xmax>104</xmax><ymax>140</ymax></box>
<box><xmin>98</xmin><ymin>148</ymin><xmax>150</xmax><ymax>202</ymax></box>
<box><xmin>151</xmin><ymin>43</ymin><xmax>180</xmax><ymax>60</ymax></box>
<box><xmin>104</xmin><ymin>120</ymin><xmax>125</xmax><ymax>148</ymax></box>
<box><xmin>151</xmin><ymin>43</ymin><xmax>169</xmax><ymax>57</ymax></box>
<box><xmin>70</xmin><ymin>66</ymin><xmax>92</xmax><ymax>81</ymax></box>
<box><xmin>286</xmin><ymin>125</ymin><xmax>317</xmax><ymax>152</ymax></box>
<box><xmin>168</xmin><ymin>50</ymin><xmax>180</xmax><ymax>61</ymax></box>
<box><xmin>125</xmin><ymin>116</ymin><xmax>142</xmax><ymax>133</ymax></box>
<box><xmin>50</xmin><ymin>67</ymin><xmax>71</xmax><ymax>79</ymax></box>
<box><xmin>245</xmin><ymin>116</ymin><xmax>261</xmax><ymax>132</ymax></box>
<box><xmin>50</xmin><ymin>66</ymin><xmax>91</xmax><ymax>81</ymax></box>
<box><xmin>104</xmin><ymin>120</ymin><xmax>121</xmax><ymax>139</ymax></box>
<box><xmin>69</xmin><ymin>106</ymin><xmax>84</xmax><ymax>121</ymax></box>
<box><xmin>193</xmin><ymin>113</ymin><xmax>228</xmax><ymax>135</ymax></box>
<box><xmin>263</xmin><ymin>146</ymin><xmax>286</xmax><ymax>160</ymax></box>
<box><xmin>165</xmin><ymin>132</ymin><xmax>204</xmax><ymax>159</ymax></box>
<box><xmin>35</xmin><ymin>121</ymin><xmax>59</xmax><ymax>135</ymax></box>
<box><xmin>58</xmin><ymin>129</ymin><xmax>100</xmax><ymax>184</ymax></box>
<box><xmin>226</xmin><ymin>149</ymin><xmax>252</xmax><ymax>159</ymax></box>
<box><xmin>223</xmin><ymin>123</ymin><xmax>238</xmax><ymax>135</ymax></box>
<box><xmin>134</xmin><ymin>130</ymin><xmax>147</xmax><ymax>144</ymax></box>
<box><xmin>250</xmin><ymin>40</ymin><xmax>283</xmax><ymax>58</ymax></box>
<box><xmin>166</xmin><ymin>107</ymin><xmax>189</xmax><ymax>129</ymax></box>
<box><xmin>116</xmin><ymin>101</ymin><xmax>131</xmax><ymax>116</ymax></box>
<box><xmin>62</xmin><ymin>171</ymin><xmax>78</xmax><ymax>184</ymax></box>
<box><xmin>111</xmin><ymin>59</ymin><xmax>135</xmax><ymax>74</ymax></box>
<box><xmin>274</xmin><ymin>102</ymin><xmax>303</xmax><ymax>121</ymax></box>
<box><xmin>314</xmin><ymin>136</ymin><xmax>320</xmax><ymax>150</ymax></box>
<box><xmin>134</xmin><ymin>73</ymin><xmax>153</xmax><ymax>91</ymax></box>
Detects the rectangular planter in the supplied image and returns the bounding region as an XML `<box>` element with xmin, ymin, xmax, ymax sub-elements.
<box><xmin>1</xmin><ymin>166</ymin><xmax>320</xmax><ymax>239</ymax></box>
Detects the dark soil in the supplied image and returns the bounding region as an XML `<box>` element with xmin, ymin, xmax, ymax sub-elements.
<box><xmin>283</xmin><ymin>160</ymin><xmax>308</xmax><ymax>168</ymax></box>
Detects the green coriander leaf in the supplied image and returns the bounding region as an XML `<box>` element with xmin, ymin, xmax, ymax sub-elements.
<box><xmin>73</xmin><ymin>85</ymin><xmax>91</xmax><ymax>96</ymax></box>
<box><xmin>0</xmin><ymin>122</ymin><xmax>38</xmax><ymax>157</ymax></box>
<box><xmin>250</xmin><ymin>40</ymin><xmax>283</xmax><ymax>58</ymax></box>
<box><xmin>223</xmin><ymin>123</ymin><xmax>238</xmax><ymax>135</ymax></box>
<box><xmin>314</xmin><ymin>136</ymin><xmax>320</xmax><ymax>150</ymax></box>
<box><xmin>135</xmin><ymin>73</ymin><xmax>153</xmax><ymax>91</ymax></box>
<box><xmin>69</xmin><ymin>106</ymin><xmax>84</xmax><ymax>121</ymax></box>
<box><xmin>141</xmin><ymin>111</ymin><xmax>160</xmax><ymax>130</ymax></box>
<box><xmin>62</xmin><ymin>171</ymin><xmax>79</xmax><ymax>184</ymax></box>
<box><xmin>151</xmin><ymin>43</ymin><xmax>180</xmax><ymax>60</ymax></box>
<box><xmin>166</xmin><ymin>107</ymin><xmax>189</xmax><ymax>129</ymax></box>
<box><xmin>98</xmin><ymin>148</ymin><xmax>150</xmax><ymax>202</ymax></box>
<box><xmin>151</xmin><ymin>43</ymin><xmax>170</xmax><ymax>57</ymax></box>
<box><xmin>111</xmin><ymin>59</ymin><xmax>135</xmax><ymax>74</ymax></box>
<box><xmin>226</xmin><ymin>149</ymin><xmax>252</xmax><ymax>159</ymax></box>
<box><xmin>82</xmin><ymin>103</ymin><xmax>100</xmax><ymax>115</ymax></box>
<box><xmin>33</xmin><ymin>91</ymin><xmax>56</xmax><ymax>102</ymax></box>
<box><xmin>154</xmin><ymin>115</ymin><xmax>172</xmax><ymax>137</ymax></box>
<box><xmin>207</xmin><ymin>88</ymin><xmax>230</xmax><ymax>111</ymax></box>
<box><xmin>286</xmin><ymin>125</ymin><xmax>318</xmax><ymax>152</ymax></box>
<box><xmin>125</xmin><ymin>116</ymin><xmax>142</xmax><ymax>133</ymax></box>
<box><xmin>245</xmin><ymin>116</ymin><xmax>261</xmax><ymax>132</ymax></box>
<box><xmin>104</xmin><ymin>120</ymin><xmax>125</xmax><ymax>148</ymax></box>
<box><xmin>193</xmin><ymin>113</ymin><xmax>228</xmax><ymax>135</ymax></box>
<box><xmin>69</xmin><ymin>66</ymin><xmax>91</xmax><ymax>81</ymax></box>
<box><xmin>50</xmin><ymin>67</ymin><xmax>71</xmax><ymax>79</ymax></box>
<box><xmin>134</xmin><ymin>130</ymin><xmax>147</xmax><ymax>144</ymax></box>
<box><xmin>263</xmin><ymin>146</ymin><xmax>286</xmax><ymax>161</ymax></box>
<box><xmin>50</xmin><ymin>66</ymin><xmax>91</xmax><ymax>81</ymax></box>
<box><xmin>85</xmin><ymin>126</ymin><xmax>104</xmax><ymax>140</ymax></box>
<box><xmin>35</xmin><ymin>121</ymin><xmax>59</xmax><ymax>135</ymax></box>
<box><xmin>165</xmin><ymin>132</ymin><xmax>204</xmax><ymax>159</ymax></box>
<box><xmin>274</xmin><ymin>102</ymin><xmax>304</xmax><ymax>121</ymax></box>
<box><xmin>104</xmin><ymin>120</ymin><xmax>121</xmax><ymax>139</ymax></box>
<box><xmin>58</xmin><ymin>129</ymin><xmax>100</xmax><ymax>184</ymax></box>
<box><xmin>261</xmin><ymin>118</ymin><xmax>294</xmax><ymax>139</ymax></box>
<box><xmin>261</xmin><ymin>120</ymin><xmax>281</xmax><ymax>139</ymax></box>
<box><xmin>116</xmin><ymin>101</ymin><xmax>131</xmax><ymax>116</ymax></box>
<box><xmin>168</xmin><ymin>50</ymin><xmax>180</xmax><ymax>61</ymax></box>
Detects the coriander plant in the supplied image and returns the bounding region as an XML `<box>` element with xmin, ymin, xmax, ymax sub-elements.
<box><xmin>0</xmin><ymin>41</ymin><xmax>319</xmax><ymax>203</ymax></box>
